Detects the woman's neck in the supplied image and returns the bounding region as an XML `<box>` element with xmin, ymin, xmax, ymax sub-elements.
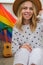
<box><xmin>23</xmin><ymin>19</ymin><xmax>30</xmax><ymax>25</ymax></box>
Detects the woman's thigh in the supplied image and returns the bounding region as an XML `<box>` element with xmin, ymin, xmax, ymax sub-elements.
<box><xmin>29</xmin><ymin>48</ymin><xmax>43</xmax><ymax>65</ymax></box>
<box><xmin>13</xmin><ymin>48</ymin><xmax>30</xmax><ymax>65</ymax></box>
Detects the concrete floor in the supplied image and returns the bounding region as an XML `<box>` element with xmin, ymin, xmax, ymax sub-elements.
<box><xmin>0</xmin><ymin>56</ymin><xmax>14</xmax><ymax>65</ymax></box>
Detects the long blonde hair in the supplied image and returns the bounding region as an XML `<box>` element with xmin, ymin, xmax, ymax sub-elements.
<box><xmin>16</xmin><ymin>1</ymin><xmax>37</xmax><ymax>32</ymax></box>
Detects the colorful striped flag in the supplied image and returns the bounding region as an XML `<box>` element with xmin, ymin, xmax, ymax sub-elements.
<box><xmin>0</xmin><ymin>4</ymin><xmax>16</xmax><ymax>42</ymax></box>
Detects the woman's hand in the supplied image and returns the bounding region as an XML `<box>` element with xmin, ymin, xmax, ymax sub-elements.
<box><xmin>21</xmin><ymin>43</ymin><xmax>32</xmax><ymax>52</ymax></box>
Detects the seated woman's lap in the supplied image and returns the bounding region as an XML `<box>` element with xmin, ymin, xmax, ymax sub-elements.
<box><xmin>13</xmin><ymin>48</ymin><xmax>43</xmax><ymax>65</ymax></box>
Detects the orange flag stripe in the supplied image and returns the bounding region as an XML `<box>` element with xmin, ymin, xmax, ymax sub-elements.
<box><xmin>0</xmin><ymin>4</ymin><xmax>16</xmax><ymax>25</ymax></box>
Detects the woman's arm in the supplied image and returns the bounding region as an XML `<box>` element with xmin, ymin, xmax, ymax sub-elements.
<box><xmin>11</xmin><ymin>27</ymin><xmax>20</xmax><ymax>55</ymax></box>
<box><xmin>39</xmin><ymin>22</ymin><xmax>43</xmax><ymax>48</ymax></box>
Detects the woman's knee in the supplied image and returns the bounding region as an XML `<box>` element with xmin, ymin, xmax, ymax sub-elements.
<box><xmin>32</xmin><ymin>48</ymin><xmax>42</xmax><ymax>54</ymax></box>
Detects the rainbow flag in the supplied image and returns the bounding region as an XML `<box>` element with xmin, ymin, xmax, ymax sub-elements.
<box><xmin>0</xmin><ymin>4</ymin><xmax>16</xmax><ymax>42</ymax></box>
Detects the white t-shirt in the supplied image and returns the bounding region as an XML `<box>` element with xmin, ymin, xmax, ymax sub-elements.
<box><xmin>11</xmin><ymin>20</ymin><xmax>43</xmax><ymax>54</ymax></box>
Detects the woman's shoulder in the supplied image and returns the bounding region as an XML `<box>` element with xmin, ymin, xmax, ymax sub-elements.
<box><xmin>38</xmin><ymin>19</ymin><xmax>43</xmax><ymax>23</ymax></box>
<box><xmin>13</xmin><ymin>26</ymin><xmax>19</xmax><ymax>32</ymax></box>
<box><xmin>37</xmin><ymin>22</ymin><xmax>43</xmax><ymax>29</ymax></box>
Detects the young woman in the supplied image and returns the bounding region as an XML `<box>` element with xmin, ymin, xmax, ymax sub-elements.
<box><xmin>11</xmin><ymin>0</ymin><xmax>43</xmax><ymax>65</ymax></box>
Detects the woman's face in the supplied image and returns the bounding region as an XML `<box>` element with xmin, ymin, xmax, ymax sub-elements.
<box><xmin>21</xmin><ymin>1</ymin><xmax>34</xmax><ymax>20</ymax></box>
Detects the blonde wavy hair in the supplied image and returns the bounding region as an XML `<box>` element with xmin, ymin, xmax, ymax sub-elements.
<box><xmin>15</xmin><ymin>1</ymin><xmax>37</xmax><ymax>32</ymax></box>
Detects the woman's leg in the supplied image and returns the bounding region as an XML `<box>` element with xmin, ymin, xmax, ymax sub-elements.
<box><xmin>13</xmin><ymin>48</ymin><xmax>30</xmax><ymax>65</ymax></box>
<box><xmin>29</xmin><ymin>48</ymin><xmax>43</xmax><ymax>65</ymax></box>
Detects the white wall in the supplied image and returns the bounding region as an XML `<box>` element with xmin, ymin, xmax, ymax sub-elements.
<box><xmin>0</xmin><ymin>0</ymin><xmax>14</xmax><ymax>3</ymax></box>
<box><xmin>40</xmin><ymin>0</ymin><xmax>43</xmax><ymax>8</ymax></box>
